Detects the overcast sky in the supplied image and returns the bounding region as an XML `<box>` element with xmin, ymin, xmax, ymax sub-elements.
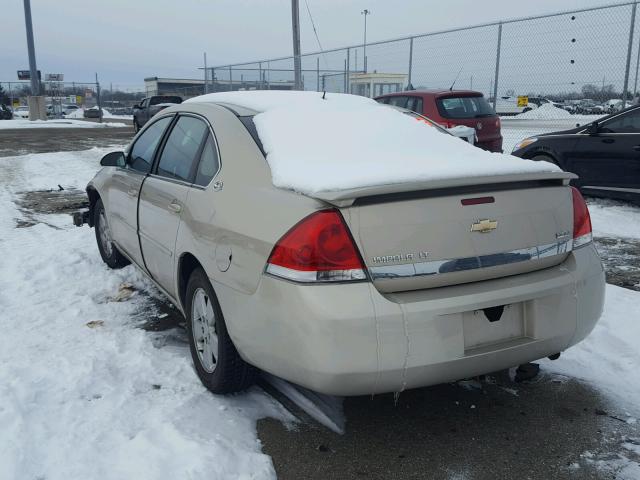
<box><xmin>0</xmin><ymin>0</ymin><xmax>625</xmax><ymax>90</ymax></box>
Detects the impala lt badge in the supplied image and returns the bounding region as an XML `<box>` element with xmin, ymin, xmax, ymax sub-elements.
<box><xmin>470</xmin><ymin>219</ymin><xmax>498</xmax><ymax>233</ymax></box>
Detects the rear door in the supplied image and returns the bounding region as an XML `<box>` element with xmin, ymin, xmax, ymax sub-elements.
<box><xmin>138</xmin><ymin>114</ymin><xmax>210</xmax><ymax>297</ymax></box>
<box><xmin>565</xmin><ymin>108</ymin><xmax>640</xmax><ymax>194</ymax></box>
<box><xmin>108</xmin><ymin>115</ymin><xmax>173</xmax><ymax>266</ymax></box>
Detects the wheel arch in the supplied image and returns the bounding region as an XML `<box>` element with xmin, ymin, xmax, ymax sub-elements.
<box><xmin>86</xmin><ymin>186</ymin><xmax>100</xmax><ymax>227</ymax></box>
<box><xmin>525</xmin><ymin>150</ymin><xmax>561</xmax><ymax>167</ymax></box>
<box><xmin>177</xmin><ymin>252</ymin><xmax>206</xmax><ymax>312</ymax></box>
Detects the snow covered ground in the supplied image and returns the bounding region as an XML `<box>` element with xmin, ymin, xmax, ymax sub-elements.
<box><xmin>1</xmin><ymin>146</ymin><xmax>639</xmax><ymax>478</ymax></box>
<box><xmin>0</xmin><ymin>149</ymin><xmax>291</xmax><ymax>480</ymax></box>
<box><xmin>0</xmin><ymin>119</ymin><xmax>127</xmax><ymax>129</ymax></box>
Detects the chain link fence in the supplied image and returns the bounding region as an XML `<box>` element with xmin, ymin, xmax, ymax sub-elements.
<box><xmin>203</xmin><ymin>1</ymin><xmax>640</xmax><ymax>152</ymax></box>
<box><xmin>1</xmin><ymin>80</ymin><xmax>144</xmax><ymax>120</ymax></box>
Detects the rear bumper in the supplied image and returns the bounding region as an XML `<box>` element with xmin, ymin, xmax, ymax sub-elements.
<box><xmin>217</xmin><ymin>244</ymin><xmax>604</xmax><ymax>396</ymax></box>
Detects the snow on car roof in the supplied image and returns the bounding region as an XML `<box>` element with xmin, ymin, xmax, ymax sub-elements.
<box><xmin>187</xmin><ymin>91</ymin><xmax>561</xmax><ymax>195</ymax></box>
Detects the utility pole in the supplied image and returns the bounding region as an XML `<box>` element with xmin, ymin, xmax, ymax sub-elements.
<box><xmin>204</xmin><ymin>52</ymin><xmax>208</xmax><ymax>94</ymax></box>
<box><xmin>361</xmin><ymin>9</ymin><xmax>370</xmax><ymax>73</ymax></box>
<box><xmin>291</xmin><ymin>0</ymin><xmax>302</xmax><ymax>90</ymax></box>
<box><xmin>23</xmin><ymin>0</ymin><xmax>45</xmax><ymax>120</ymax></box>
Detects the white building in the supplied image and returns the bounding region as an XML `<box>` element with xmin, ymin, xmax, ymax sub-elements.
<box><xmin>349</xmin><ymin>72</ymin><xmax>408</xmax><ymax>98</ymax></box>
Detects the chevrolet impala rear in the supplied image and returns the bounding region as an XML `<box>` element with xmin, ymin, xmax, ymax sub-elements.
<box><xmin>87</xmin><ymin>91</ymin><xmax>605</xmax><ymax>396</ymax></box>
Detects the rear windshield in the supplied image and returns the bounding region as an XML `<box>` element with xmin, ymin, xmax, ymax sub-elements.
<box><xmin>436</xmin><ymin>96</ymin><xmax>495</xmax><ymax>119</ymax></box>
<box><xmin>150</xmin><ymin>96</ymin><xmax>182</xmax><ymax>106</ymax></box>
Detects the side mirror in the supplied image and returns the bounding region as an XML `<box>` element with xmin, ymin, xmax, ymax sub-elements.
<box><xmin>133</xmin><ymin>104</ymin><xmax>141</xmax><ymax>110</ymax></box>
<box><xmin>100</xmin><ymin>151</ymin><xmax>126</xmax><ymax>167</ymax></box>
<box><xmin>586</xmin><ymin>122</ymin><xmax>600</xmax><ymax>135</ymax></box>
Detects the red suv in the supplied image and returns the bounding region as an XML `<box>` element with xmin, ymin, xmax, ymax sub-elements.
<box><xmin>375</xmin><ymin>90</ymin><xmax>503</xmax><ymax>152</ymax></box>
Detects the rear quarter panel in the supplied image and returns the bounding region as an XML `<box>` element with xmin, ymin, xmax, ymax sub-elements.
<box><xmin>172</xmin><ymin>103</ymin><xmax>324</xmax><ymax>302</ymax></box>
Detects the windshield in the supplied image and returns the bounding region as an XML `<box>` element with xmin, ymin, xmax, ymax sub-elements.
<box><xmin>437</xmin><ymin>95</ymin><xmax>495</xmax><ymax>119</ymax></box>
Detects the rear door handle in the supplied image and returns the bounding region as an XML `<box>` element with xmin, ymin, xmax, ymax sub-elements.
<box><xmin>633</xmin><ymin>145</ymin><xmax>640</xmax><ymax>151</ymax></box>
<box><xmin>168</xmin><ymin>201</ymin><xmax>182</xmax><ymax>213</ymax></box>
<box><xmin>601</xmin><ymin>138</ymin><xmax>614</xmax><ymax>144</ymax></box>
<box><xmin>127</xmin><ymin>188</ymin><xmax>138</xmax><ymax>197</ymax></box>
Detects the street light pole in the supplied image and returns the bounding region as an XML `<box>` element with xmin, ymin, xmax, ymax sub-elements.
<box><xmin>23</xmin><ymin>0</ymin><xmax>39</xmax><ymax>96</ymax></box>
<box><xmin>361</xmin><ymin>9</ymin><xmax>370</xmax><ymax>73</ymax></box>
<box><xmin>22</xmin><ymin>0</ymin><xmax>45</xmax><ymax>120</ymax></box>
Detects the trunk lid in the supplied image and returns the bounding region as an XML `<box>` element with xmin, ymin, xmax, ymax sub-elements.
<box><xmin>332</xmin><ymin>176</ymin><xmax>575</xmax><ymax>293</ymax></box>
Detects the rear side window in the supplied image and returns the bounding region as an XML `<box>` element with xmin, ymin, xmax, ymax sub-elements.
<box><xmin>406</xmin><ymin>97</ymin><xmax>424</xmax><ymax>114</ymax></box>
<box><xmin>150</xmin><ymin>96</ymin><xmax>182</xmax><ymax>106</ymax></box>
<box><xmin>437</xmin><ymin>96</ymin><xmax>495</xmax><ymax>119</ymax></box>
<box><xmin>157</xmin><ymin>116</ymin><xmax>208</xmax><ymax>182</ymax></box>
<box><xmin>194</xmin><ymin>134</ymin><xmax>220</xmax><ymax>186</ymax></box>
<box><xmin>129</xmin><ymin>116</ymin><xmax>173</xmax><ymax>173</ymax></box>
<box><xmin>601</xmin><ymin>109</ymin><xmax>640</xmax><ymax>133</ymax></box>
<box><xmin>387</xmin><ymin>96</ymin><xmax>408</xmax><ymax>108</ymax></box>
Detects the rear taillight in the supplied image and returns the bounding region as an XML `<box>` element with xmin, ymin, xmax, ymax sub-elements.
<box><xmin>495</xmin><ymin>117</ymin><xmax>501</xmax><ymax>129</ymax></box>
<box><xmin>571</xmin><ymin>187</ymin><xmax>592</xmax><ymax>248</ymax></box>
<box><xmin>439</xmin><ymin>121</ymin><xmax>455</xmax><ymax>129</ymax></box>
<box><xmin>266</xmin><ymin>210</ymin><xmax>367</xmax><ymax>283</ymax></box>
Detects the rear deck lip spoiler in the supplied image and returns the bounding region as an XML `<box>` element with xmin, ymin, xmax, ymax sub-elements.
<box><xmin>307</xmin><ymin>171</ymin><xmax>577</xmax><ymax>207</ymax></box>
<box><xmin>368</xmin><ymin>238</ymin><xmax>573</xmax><ymax>280</ymax></box>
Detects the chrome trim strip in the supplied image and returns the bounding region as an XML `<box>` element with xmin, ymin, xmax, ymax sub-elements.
<box><xmin>368</xmin><ymin>239</ymin><xmax>573</xmax><ymax>280</ymax></box>
<box><xmin>265</xmin><ymin>264</ymin><xmax>367</xmax><ymax>283</ymax></box>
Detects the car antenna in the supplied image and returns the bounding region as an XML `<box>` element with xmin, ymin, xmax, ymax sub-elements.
<box><xmin>322</xmin><ymin>91</ymin><xmax>326</xmax><ymax>100</ymax></box>
<box><xmin>449</xmin><ymin>67</ymin><xmax>464</xmax><ymax>91</ymax></box>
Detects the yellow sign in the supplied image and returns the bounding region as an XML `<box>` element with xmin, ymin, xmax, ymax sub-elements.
<box><xmin>12</xmin><ymin>99</ymin><xmax>20</xmax><ymax>108</ymax></box>
<box><xmin>517</xmin><ymin>95</ymin><xmax>529</xmax><ymax>107</ymax></box>
<box><xmin>76</xmin><ymin>95</ymin><xmax>83</xmax><ymax>105</ymax></box>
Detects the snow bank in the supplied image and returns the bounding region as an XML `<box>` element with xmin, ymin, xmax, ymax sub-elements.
<box><xmin>0</xmin><ymin>119</ymin><xmax>127</xmax><ymax>129</ymax></box>
<box><xmin>588</xmin><ymin>199</ymin><xmax>640</xmax><ymax>239</ymax></box>
<box><xmin>66</xmin><ymin>108</ymin><xmax>86</xmax><ymax>119</ymax></box>
<box><xmin>0</xmin><ymin>149</ymin><xmax>290</xmax><ymax>480</ymax></box>
<box><xmin>66</xmin><ymin>108</ymin><xmax>133</xmax><ymax>120</ymax></box>
<box><xmin>542</xmin><ymin>284</ymin><xmax>640</xmax><ymax>415</ymax></box>
<box><xmin>515</xmin><ymin>103</ymin><xmax>573</xmax><ymax>120</ymax></box>
<box><xmin>188</xmin><ymin>91</ymin><xmax>560</xmax><ymax>195</ymax></box>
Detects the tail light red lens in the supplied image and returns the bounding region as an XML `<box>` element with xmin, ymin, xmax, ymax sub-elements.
<box><xmin>495</xmin><ymin>117</ymin><xmax>501</xmax><ymax>129</ymax></box>
<box><xmin>571</xmin><ymin>187</ymin><xmax>593</xmax><ymax>248</ymax></box>
<box><xmin>266</xmin><ymin>210</ymin><xmax>367</xmax><ymax>283</ymax></box>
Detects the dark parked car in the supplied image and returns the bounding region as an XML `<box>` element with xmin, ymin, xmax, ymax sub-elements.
<box><xmin>375</xmin><ymin>90</ymin><xmax>503</xmax><ymax>152</ymax></box>
<box><xmin>133</xmin><ymin>95</ymin><xmax>182</xmax><ymax>132</ymax></box>
<box><xmin>512</xmin><ymin>104</ymin><xmax>640</xmax><ymax>203</ymax></box>
<box><xmin>0</xmin><ymin>104</ymin><xmax>13</xmax><ymax>120</ymax></box>
<box><xmin>84</xmin><ymin>107</ymin><xmax>102</xmax><ymax>119</ymax></box>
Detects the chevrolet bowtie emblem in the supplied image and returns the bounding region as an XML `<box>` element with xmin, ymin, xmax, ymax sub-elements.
<box><xmin>470</xmin><ymin>219</ymin><xmax>498</xmax><ymax>233</ymax></box>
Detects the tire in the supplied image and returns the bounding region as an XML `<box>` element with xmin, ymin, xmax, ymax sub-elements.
<box><xmin>94</xmin><ymin>198</ymin><xmax>130</xmax><ymax>269</ymax></box>
<box><xmin>185</xmin><ymin>267</ymin><xmax>257</xmax><ymax>394</ymax></box>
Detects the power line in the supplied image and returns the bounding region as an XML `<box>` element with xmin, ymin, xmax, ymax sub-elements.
<box><xmin>304</xmin><ymin>0</ymin><xmax>328</xmax><ymax>69</ymax></box>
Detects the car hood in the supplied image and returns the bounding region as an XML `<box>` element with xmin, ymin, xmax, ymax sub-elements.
<box><xmin>536</xmin><ymin>123</ymin><xmax>588</xmax><ymax>136</ymax></box>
